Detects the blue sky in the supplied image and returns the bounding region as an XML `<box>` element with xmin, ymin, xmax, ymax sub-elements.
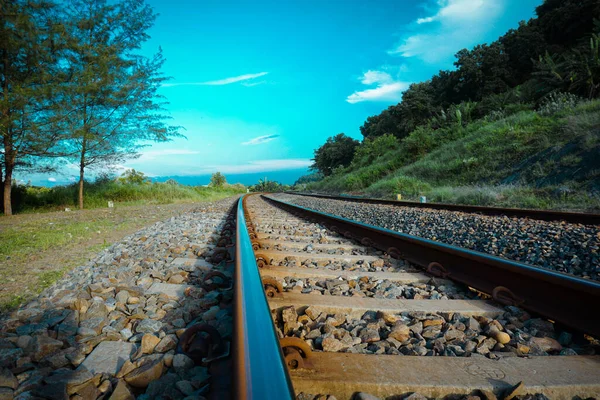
<box><xmin>25</xmin><ymin>0</ymin><xmax>541</xmax><ymax>186</ymax></box>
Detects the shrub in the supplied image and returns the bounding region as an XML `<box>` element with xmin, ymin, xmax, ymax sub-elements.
<box><xmin>537</xmin><ymin>92</ymin><xmax>580</xmax><ymax>115</ymax></box>
<box><xmin>210</xmin><ymin>172</ymin><xmax>227</xmax><ymax>187</ymax></box>
<box><xmin>117</xmin><ymin>169</ymin><xmax>150</xmax><ymax>185</ymax></box>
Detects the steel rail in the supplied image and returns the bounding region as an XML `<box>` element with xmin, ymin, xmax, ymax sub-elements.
<box><xmin>286</xmin><ymin>192</ymin><xmax>600</xmax><ymax>225</ymax></box>
<box><xmin>233</xmin><ymin>195</ymin><xmax>295</xmax><ymax>399</ymax></box>
<box><xmin>264</xmin><ymin>195</ymin><xmax>600</xmax><ymax>337</ymax></box>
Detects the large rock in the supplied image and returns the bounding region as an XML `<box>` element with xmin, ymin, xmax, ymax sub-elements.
<box><xmin>136</xmin><ymin>319</ymin><xmax>162</xmax><ymax>334</ymax></box>
<box><xmin>78</xmin><ymin>341</ymin><xmax>136</xmax><ymax>375</ymax></box>
<box><xmin>154</xmin><ymin>335</ymin><xmax>177</xmax><ymax>353</ymax></box>
<box><xmin>123</xmin><ymin>358</ymin><xmax>164</xmax><ymax>388</ymax></box>
<box><xmin>30</xmin><ymin>335</ymin><xmax>63</xmax><ymax>362</ymax></box>
<box><xmin>141</xmin><ymin>334</ymin><xmax>161</xmax><ymax>354</ymax></box>
<box><xmin>0</xmin><ymin>368</ymin><xmax>18</xmax><ymax>390</ymax></box>
<box><xmin>82</xmin><ymin>301</ymin><xmax>108</xmax><ymax>321</ymax></box>
<box><xmin>321</xmin><ymin>337</ymin><xmax>347</xmax><ymax>352</ymax></box>
<box><xmin>388</xmin><ymin>323</ymin><xmax>410</xmax><ymax>342</ymax></box>
<box><xmin>173</xmin><ymin>354</ymin><xmax>194</xmax><ymax>372</ymax></box>
<box><xmin>109</xmin><ymin>380</ymin><xmax>134</xmax><ymax>400</ymax></box>
<box><xmin>0</xmin><ymin>348</ymin><xmax>22</xmax><ymax>368</ymax></box>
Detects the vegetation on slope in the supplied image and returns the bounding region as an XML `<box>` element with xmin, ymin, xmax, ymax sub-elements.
<box><xmin>308</xmin><ymin>100</ymin><xmax>600</xmax><ymax>210</ymax></box>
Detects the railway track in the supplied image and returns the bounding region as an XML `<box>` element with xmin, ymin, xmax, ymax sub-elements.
<box><xmin>233</xmin><ymin>194</ymin><xmax>600</xmax><ymax>399</ymax></box>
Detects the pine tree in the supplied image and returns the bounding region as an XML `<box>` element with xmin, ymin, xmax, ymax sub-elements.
<box><xmin>0</xmin><ymin>0</ymin><xmax>65</xmax><ymax>215</ymax></box>
<box><xmin>59</xmin><ymin>0</ymin><xmax>182</xmax><ymax>209</ymax></box>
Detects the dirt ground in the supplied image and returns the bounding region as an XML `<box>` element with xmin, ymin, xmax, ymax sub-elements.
<box><xmin>0</xmin><ymin>202</ymin><xmax>205</xmax><ymax>311</ymax></box>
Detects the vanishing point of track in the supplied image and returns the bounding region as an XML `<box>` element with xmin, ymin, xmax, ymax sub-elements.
<box><xmin>233</xmin><ymin>193</ymin><xmax>600</xmax><ymax>399</ymax></box>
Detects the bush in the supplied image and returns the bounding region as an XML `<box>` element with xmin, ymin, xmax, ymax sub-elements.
<box><xmin>537</xmin><ymin>92</ymin><xmax>580</xmax><ymax>115</ymax></box>
<box><xmin>117</xmin><ymin>169</ymin><xmax>150</xmax><ymax>185</ymax></box>
<box><xmin>352</xmin><ymin>134</ymin><xmax>399</xmax><ymax>167</ymax></box>
<box><xmin>210</xmin><ymin>172</ymin><xmax>227</xmax><ymax>187</ymax></box>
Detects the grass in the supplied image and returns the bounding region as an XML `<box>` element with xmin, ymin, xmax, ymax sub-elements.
<box><xmin>308</xmin><ymin>100</ymin><xmax>600</xmax><ymax>211</ymax></box>
<box><xmin>9</xmin><ymin>181</ymin><xmax>245</xmax><ymax>214</ymax></box>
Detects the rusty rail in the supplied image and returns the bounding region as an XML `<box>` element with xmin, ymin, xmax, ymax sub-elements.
<box><xmin>265</xmin><ymin>195</ymin><xmax>600</xmax><ymax>337</ymax></box>
<box><xmin>233</xmin><ymin>195</ymin><xmax>295</xmax><ymax>399</ymax></box>
<box><xmin>287</xmin><ymin>192</ymin><xmax>600</xmax><ymax>225</ymax></box>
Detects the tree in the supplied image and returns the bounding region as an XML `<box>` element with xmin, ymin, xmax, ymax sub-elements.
<box><xmin>59</xmin><ymin>0</ymin><xmax>182</xmax><ymax>209</ymax></box>
<box><xmin>500</xmin><ymin>20</ymin><xmax>549</xmax><ymax>83</ymax></box>
<box><xmin>453</xmin><ymin>43</ymin><xmax>512</xmax><ymax>102</ymax></box>
<box><xmin>311</xmin><ymin>133</ymin><xmax>359</xmax><ymax>176</ymax></box>
<box><xmin>535</xmin><ymin>0</ymin><xmax>600</xmax><ymax>50</ymax></box>
<box><xmin>210</xmin><ymin>172</ymin><xmax>226</xmax><ymax>187</ymax></box>
<box><xmin>118</xmin><ymin>169</ymin><xmax>149</xmax><ymax>185</ymax></box>
<box><xmin>1</xmin><ymin>0</ymin><xmax>65</xmax><ymax>215</ymax></box>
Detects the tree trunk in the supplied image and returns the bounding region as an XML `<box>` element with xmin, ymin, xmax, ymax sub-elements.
<box><xmin>3</xmin><ymin>162</ymin><xmax>12</xmax><ymax>216</ymax></box>
<box><xmin>2</xmin><ymin>142</ymin><xmax>13</xmax><ymax>216</ymax></box>
<box><xmin>78</xmin><ymin>134</ymin><xmax>87</xmax><ymax>210</ymax></box>
<box><xmin>78</xmin><ymin>165</ymin><xmax>84</xmax><ymax>210</ymax></box>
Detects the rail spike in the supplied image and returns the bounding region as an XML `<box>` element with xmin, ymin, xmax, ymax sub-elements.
<box><xmin>262</xmin><ymin>276</ymin><xmax>283</xmax><ymax>298</ymax></box>
<box><xmin>279</xmin><ymin>337</ymin><xmax>313</xmax><ymax>370</ymax></box>
<box><xmin>203</xmin><ymin>270</ymin><xmax>232</xmax><ymax>291</ymax></box>
<box><xmin>254</xmin><ymin>253</ymin><xmax>270</xmax><ymax>268</ymax></box>
<box><xmin>427</xmin><ymin>262</ymin><xmax>451</xmax><ymax>278</ymax></box>
<box><xmin>492</xmin><ymin>286</ymin><xmax>525</xmax><ymax>306</ymax></box>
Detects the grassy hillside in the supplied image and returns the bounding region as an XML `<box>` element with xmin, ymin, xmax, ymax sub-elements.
<box><xmin>307</xmin><ymin>100</ymin><xmax>600</xmax><ymax>211</ymax></box>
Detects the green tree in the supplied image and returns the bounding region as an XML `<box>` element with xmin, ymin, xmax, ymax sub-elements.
<box><xmin>59</xmin><ymin>0</ymin><xmax>182</xmax><ymax>209</ymax></box>
<box><xmin>453</xmin><ymin>43</ymin><xmax>512</xmax><ymax>102</ymax></box>
<box><xmin>0</xmin><ymin>0</ymin><xmax>65</xmax><ymax>215</ymax></box>
<box><xmin>210</xmin><ymin>172</ymin><xmax>226</xmax><ymax>187</ymax></box>
<box><xmin>311</xmin><ymin>133</ymin><xmax>359</xmax><ymax>176</ymax></box>
<box><xmin>118</xmin><ymin>169</ymin><xmax>149</xmax><ymax>185</ymax></box>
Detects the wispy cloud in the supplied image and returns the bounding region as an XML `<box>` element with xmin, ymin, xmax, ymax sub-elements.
<box><xmin>346</xmin><ymin>70</ymin><xmax>410</xmax><ymax>104</ymax></box>
<box><xmin>163</xmin><ymin>72</ymin><xmax>269</xmax><ymax>87</ymax></box>
<box><xmin>388</xmin><ymin>0</ymin><xmax>504</xmax><ymax>63</ymax></box>
<box><xmin>48</xmin><ymin>177</ymin><xmax>57</xmax><ymax>182</ymax></box>
<box><xmin>241</xmin><ymin>134</ymin><xmax>280</xmax><ymax>146</ymax></box>
<box><xmin>241</xmin><ymin>80</ymin><xmax>267</xmax><ymax>87</ymax></box>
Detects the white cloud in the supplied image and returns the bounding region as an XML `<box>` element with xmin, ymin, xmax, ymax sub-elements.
<box><xmin>48</xmin><ymin>177</ymin><xmax>57</xmax><ymax>182</ymax></box>
<box><xmin>361</xmin><ymin>70</ymin><xmax>393</xmax><ymax>85</ymax></box>
<box><xmin>346</xmin><ymin>71</ymin><xmax>410</xmax><ymax>104</ymax></box>
<box><xmin>416</xmin><ymin>16</ymin><xmax>436</xmax><ymax>24</ymax></box>
<box><xmin>163</xmin><ymin>72</ymin><xmax>269</xmax><ymax>87</ymax></box>
<box><xmin>388</xmin><ymin>0</ymin><xmax>504</xmax><ymax>63</ymax></box>
<box><xmin>241</xmin><ymin>134</ymin><xmax>280</xmax><ymax>146</ymax></box>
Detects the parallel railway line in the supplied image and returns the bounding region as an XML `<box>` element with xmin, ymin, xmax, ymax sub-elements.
<box><xmin>233</xmin><ymin>194</ymin><xmax>600</xmax><ymax>399</ymax></box>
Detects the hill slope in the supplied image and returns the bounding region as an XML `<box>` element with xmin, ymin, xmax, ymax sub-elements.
<box><xmin>307</xmin><ymin>100</ymin><xmax>600</xmax><ymax>211</ymax></box>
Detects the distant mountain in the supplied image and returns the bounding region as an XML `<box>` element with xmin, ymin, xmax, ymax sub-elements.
<box><xmin>152</xmin><ymin>168</ymin><xmax>310</xmax><ymax>186</ymax></box>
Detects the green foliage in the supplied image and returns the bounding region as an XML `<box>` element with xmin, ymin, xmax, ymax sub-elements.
<box><xmin>210</xmin><ymin>172</ymin><xmax>227</xmax><ymax>187</ymax></box>
<box><xmin>117</xmin><ymin>169</ymin><xmax>150</xmax><ymax>185</ymax></box>
<box><xmin>250</xmin><ymin>178</ymin><xmax>290</xmax><ymax>193</ymax></box>
<box><xmin>294</xmin><ymin>172</ymin><xmax>324</xmax><ymax>186</ymax></box>
<box><xmin>7</xmin><ymin>180</ymin><xmax>246</xmax><ymax>213</ymax></box>
<box><xmin>352</xmin><ymin>134</ymin><xmax>399</xmax><ymax>167</ymax></box>
<box><xmin>165</xmin><ymin>178</ymin><xmax>179</xmax><ymax>185</ymax></box>
<box><xmin>311</xmin><ymin>133</ymin><xmax>359</xmax><ymax>176</ymax></box>
<box><xmin>537</xmin><ymin>92</ymin><xmax>581</xmax><ymax>115</ymax></box>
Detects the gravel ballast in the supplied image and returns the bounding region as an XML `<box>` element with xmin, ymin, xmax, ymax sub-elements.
<box><xmin>273</xmin><ymin>194</ymin><xmax>600</xmax><ymax>281</ymax></box>
<box><xmin>0</xmin><ymin>197</ymin><xmax>238</xmax><ymax>400</ymax></box>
